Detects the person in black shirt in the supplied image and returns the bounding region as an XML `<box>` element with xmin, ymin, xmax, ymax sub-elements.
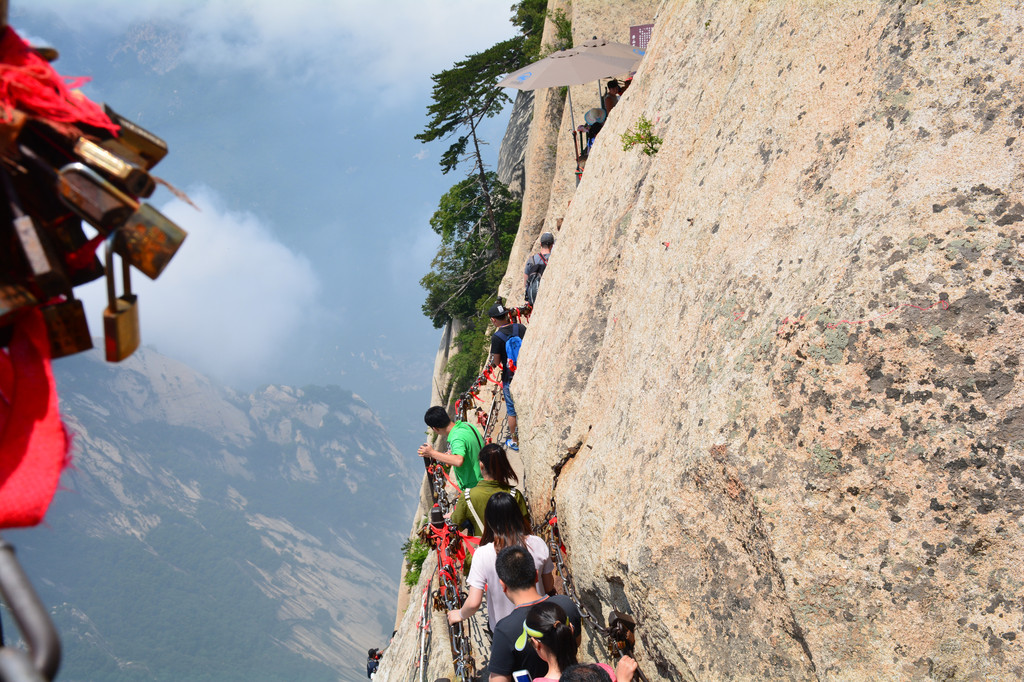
<box><xmin>487</xmin><ymin>545</ymin><xmax>581</xmax><ymax>681</ymax></box>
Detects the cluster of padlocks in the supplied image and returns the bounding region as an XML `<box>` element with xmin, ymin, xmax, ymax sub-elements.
<box><xmin>1</xmin><ymin>24</ymin><xmax>187</xmax><ymax>363</ymax></box>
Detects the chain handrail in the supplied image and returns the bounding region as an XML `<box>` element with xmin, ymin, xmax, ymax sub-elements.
<box><xmin>531</xmin><ymin>448</ymin><xmax>651</xmax><ymax>681</ymax></box>
<box><xmin>537</xmin><ymin>501</ymin><xmax>610</xmax><ymax>638</ymax></box>
<box><xmin>422</xmin><ymin>464</ymin><xmax>476</xmax><ymax>682</ymax></box>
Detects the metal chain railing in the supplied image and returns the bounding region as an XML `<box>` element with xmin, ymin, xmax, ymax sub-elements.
<box><xmin>538</xmin><ymin>501</ymin><xmax>609</xmax><ymax>637</ymax></box>
<box><xmin>533</xmin><ymin>452</ymin><xmax>650</xmax><ymax>681</ymax></box>
<box><xmin>421</xmin><ymin>464</ymin><xmax>476</xmax><ymax>682</ymax></box>
<box><xmin>412</xmin><ymin>577</ymin><xmax>432</xmax><ymax>682</ymax></box>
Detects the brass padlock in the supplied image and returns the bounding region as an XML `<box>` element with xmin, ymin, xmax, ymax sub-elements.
<box><xmin>103</xmin><ymin>105</ymin><xmax>168</xmax><ymax>169</ymax></box>
<box><xmin>40</xmin><ymin>294</ymin><xmax>93</xmax><ymax>358</ymax></box>
<box><xmin>74</xmin><ymin>137</ymin><xmax>156</xmax><ymax>198</ymax></box>
<box><xmin>58</xmin><ymin>164</ymin><xmax>186</xmax><ymax>280</ymax></box>
<box><xmin>102</xmin><ymin>234</ymin><xmax>140</xmax><ymax>362</ymax></box>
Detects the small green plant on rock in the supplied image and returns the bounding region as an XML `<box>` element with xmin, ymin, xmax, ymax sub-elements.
<box><xmin>401</xmin><ymin>532</ymin><xmax>430</xmax><ymax>587</ymax></box>
<box><xmin>621</xmin><ymin>115</ymin><xmax>663</xmax><ymax>156</ymax></box>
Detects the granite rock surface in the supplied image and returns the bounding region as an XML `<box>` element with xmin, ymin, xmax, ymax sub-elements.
<box><xmin>514</xmin><ymin>1</ymin><xmax>1024</xmax><ymax>679</ymax></box>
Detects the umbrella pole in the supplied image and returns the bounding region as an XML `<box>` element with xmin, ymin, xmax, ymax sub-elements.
<box><xmin>567</xmin><ymin>87</ymin><xmax>577</xmax><ymax>133</ymax></box>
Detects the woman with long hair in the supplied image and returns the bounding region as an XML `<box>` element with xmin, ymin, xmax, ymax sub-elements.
<box><xmin>518</xmin><ymin>602</ymin><xmax>637</xmax><ymax>681</ymax></box>
<box><xmin>447</xmin><ymin>492</ymin><xmax>554</xmax><ymax>630</ymax></box>
<box><xmin>451</xmin><ymin>443</ymin><xmax>529</xmax><ymax>536</ymax></box>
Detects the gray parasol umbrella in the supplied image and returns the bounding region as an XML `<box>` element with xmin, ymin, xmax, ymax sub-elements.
<box><xmin>498</xmin><ymin>38</ymin><xmax>645</xmax><ymax>131</ymax></box>
<box><xmin>498</xmin><ymin>38</ymin><xmax>644</xmax><ymax>90</ymax></box>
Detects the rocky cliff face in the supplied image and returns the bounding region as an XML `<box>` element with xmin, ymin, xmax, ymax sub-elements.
<box><xmin>387</xmin><ymin>1</ymin><xmax>1024</xmax><ymax>680</ymax></box>
<box><xmin>514</xmin><ymin>1</ymin><xmax>1024</xmax><ymax>679</ymax></box>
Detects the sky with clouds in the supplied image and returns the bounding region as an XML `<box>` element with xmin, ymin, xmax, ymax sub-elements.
<box><xmin>13</xmin><ymin>0</ymin><xmax>521</xmax><ymax>452</ymax></box>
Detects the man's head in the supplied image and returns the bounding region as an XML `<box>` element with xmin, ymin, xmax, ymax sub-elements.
<box><xmin>423</xmin><ymin>406</ymin><xmax>451</xmax><ymax>431</ymax></box>
<box><xmin>488</xmin><ymin>302</ymin><xmax>510</xmax><ymax>326</ymax></box>
<box><xmin>562</xmin><ymin>663</ymin><xmax>613</xmax><ymax>682</ymax></box>
<box><xmin>540</xmin><ymin>232</ymin><xmax>555</xmax><ymax>248</ymax></box>
<box><xmin>607</xmin><ymin>79</ymin><xmax>622</xmax><ymax>94</ymax></box>
<box><xmin>495</xmin><ymin>544</ymin><xmax>538</xmax><ymax>592</ymax></box>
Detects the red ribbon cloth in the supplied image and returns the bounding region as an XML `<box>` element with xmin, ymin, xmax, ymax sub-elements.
<box><xmin>430</xmin><ymin>463</ymin><xmax>462</xmax><ymax>495</ymax></box>
<box><xmin>0</xmin><ymin>26</ymin><xmax>118</xmax><ymax>134</ymax></box>
<box><xmin>0</xmin><ymin>309</ymin><xmax>70</xmax><ymax>528</ymax></box>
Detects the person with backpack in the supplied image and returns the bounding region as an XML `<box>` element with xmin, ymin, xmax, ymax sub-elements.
<box><xmin>366</xmin><ymin>648</ymin><xmax>381</xmax><ymax>679</ymax></box>
<box><xmin>418</xmin><ymin>406</ymin><xmax>484</xmax><ymax>491</ymax></box>
<box><xmin>488</xmin><ymin>303</ymin><xmax>525</xmax><ymax>451</ymax></box>
<box><xmin>451</xmin><ymin>443</ymin><xmax>529</xmax><ymax>536</ymax></box>
<box><xmin>523</xmin><ymin>232</ymin><xmax>554</xmax><ymax>306</ymax></box>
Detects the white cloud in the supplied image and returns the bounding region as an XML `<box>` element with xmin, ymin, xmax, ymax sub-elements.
<box><xmin>76</xmin><ymin>186</ymin><xmax>321</xmax><ymax>386</ymax></box>
<box><xmin>22</xmin><ymin>0</ymin><xmax>519</xmax><ymax>105</ymax></box>
<box><xmin>413</xmin><ymin>149</ymin><xmax>429</xmax><ymax>161</ymax></box>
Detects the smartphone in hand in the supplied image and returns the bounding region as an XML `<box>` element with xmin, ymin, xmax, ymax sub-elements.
<box><xmin>512</xmin><ymin>671</ymin><xmax>531</xmax><ymax>682</ymax></box>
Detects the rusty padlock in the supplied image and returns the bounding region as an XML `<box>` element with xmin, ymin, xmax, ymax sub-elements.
<box><xmin>6</xmin><ymin>159</ymin><xmax>104</xmax><ymax>286</ymax></box>
<box><xmin>608</xmin><ymin>611</ymin><xmax>637</xmax><ymax>654</ymax></box>
<box><xmin>40</xmin><ymin>293</ymin><xmax>93</xmax><ymax>358</ymax></box>
<box><xmin>56</xmin><ymin>162</ymin><xmax>134</xmax><ymax>230</ymax></box>
<box><xmin>0</xmin><ymin>282</ymin><xmax>37</xmax><ymax>326</ymax></box>
<box><xmin>58</xmin><ymin>163</ymin><xmax>186</xmax><ymax>280</ymax></box>
<box><xmin>102</xmin><ymin>233</ymin><xmax>139</xmax><ymax>362</ymax></box>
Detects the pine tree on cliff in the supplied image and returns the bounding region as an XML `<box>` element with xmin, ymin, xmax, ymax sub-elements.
<box><xmin>415</xmin><ymin>38</ymin><xmax>523</xmax><ymax>260</ymax></box>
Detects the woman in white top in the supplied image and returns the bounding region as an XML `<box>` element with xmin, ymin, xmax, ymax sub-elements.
<box><xmin>447</xmin><ymin>492</ymin><xmax>554</xmax><ymax>630</ymax></box>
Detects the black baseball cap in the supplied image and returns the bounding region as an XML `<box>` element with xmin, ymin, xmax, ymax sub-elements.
<box><xmin>488</xmin><ymin>303</ymin><xmax>508</xmax><ymax>319</ymax></box>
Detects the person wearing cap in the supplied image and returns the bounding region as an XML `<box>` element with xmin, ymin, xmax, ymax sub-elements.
<box><xmin>523</xmin><ymin>232</ymin><xmax>554</xmax><ymax>306</ymax></box>
<box><xmin>488</xmin><ymin>302</ymin><xmax>526</xmax><ymax>451</ymax></box>
<box><xmin>485</xmin><ymin>545</ymin><xmax>581</xmax><ymax>682</ymax></box>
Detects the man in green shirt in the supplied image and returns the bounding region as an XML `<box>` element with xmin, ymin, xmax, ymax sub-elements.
<box><xmin>417</xmin><ymin>406</ymin><xmax>483</xmax><ymax>490</ymax></box>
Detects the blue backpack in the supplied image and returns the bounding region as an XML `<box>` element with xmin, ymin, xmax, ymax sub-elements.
<box><xmin>494</xmin><ymin>323</ymin><xmax>524</xmax><ymax>374</ymax></box>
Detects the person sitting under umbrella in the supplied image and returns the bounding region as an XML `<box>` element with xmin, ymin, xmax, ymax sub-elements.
<box><xmin>603</xmin><ymin>79</ymin><xmax>623</xmax><ymax>112</ymax></box>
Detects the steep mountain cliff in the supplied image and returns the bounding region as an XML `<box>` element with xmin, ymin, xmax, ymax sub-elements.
<box><xmin>385</xmin><ymin>1</ymin><xmax>1024</xmax><ymax>680</ymax></box>
<box><xmin>7</xmin><ymin>346</ymin><xmax>418</xmax><ymax>682</ymax></box>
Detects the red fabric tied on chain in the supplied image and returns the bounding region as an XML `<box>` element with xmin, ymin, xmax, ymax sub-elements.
<box><xmin>431</xmin><ymin>463</ymin><xmax>462</xmax><ymax>495</ymax></box>
<box><xmin>0</xmin><ymin>26</ymin><xmax>118</xmax><ymax>134</ymax></box>
<box><xmin>430</xmin><ymin>522</ymin><xmax>467</xmax><ymax>598</ymax></box>
<box><xmin>483</xmin><ymin>366</ymin><xmax>501</xmax><ymax>385</ymax></box>
<box><xmin>0</xmin><ymin>309</ymin><xmax>71</xmax><ymax>528</ymax></box>
<box><xmin>458</xmin><ymin>531</ymin><xmax>479</xmax><ymax>557</ymax></box>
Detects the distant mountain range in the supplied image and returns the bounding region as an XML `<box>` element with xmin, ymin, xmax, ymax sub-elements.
<box><xmin>6</xmin><ymin>346</ymin><xmax>419</xmax><ymax>682</ymax></box>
